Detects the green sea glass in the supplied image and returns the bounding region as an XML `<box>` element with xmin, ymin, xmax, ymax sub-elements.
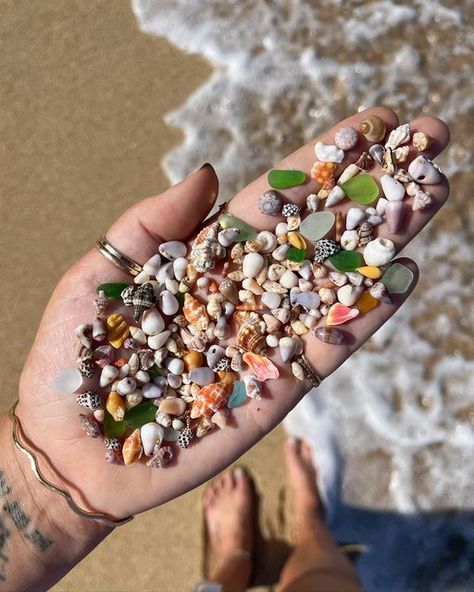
<box><xmin>218</xmin><ymin>213</ymin><xmax>257</xmax><ymax>241</ymax></box>
<box><xmin>286</xmin><ymin>247</ymin><xmax>306</xmax><ymax>262</ymax></box>
<box><xmin>228</xmin><ymin>381</ymin><xmax>247</xmax><ymax>409</ymax></box>
<box><xmin>103</xmin><ymin>412</ymin><xmax>127</xmax><ymax>438</ymax></box>
<box><xmin>268</xmin><ymin>169</ymin><xmax>306</xmax><ymax>190</ymax></box>
<box><xmin>342</xmin><ymin>173</ymin><xmax>379</xmax><ymax>205</ymax></box>
<box><xmin>329</xmin><ymin>250</ymin><xmax>363</xmax><ymax>271</ymax></box>
<box><xmin>300</xmin><ymin>211</ymin><xmax>335</xmax><ymax>241</ymax></box>
<box><xmin>124</xmin><ymin>401</ymin><xmax>157</xmax><ymax>428</ymax></box>
<box><xmin>381</xmin><ymin>262</ymin><xmax>414</xmax><ymax>294</ymax></box>
<box><xmin>97</xmin><ymin>282</ymin><xmax>130</xmax><ymax>298</ymax></box>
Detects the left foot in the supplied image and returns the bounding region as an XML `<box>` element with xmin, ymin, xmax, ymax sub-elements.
<box><xmin>203</xmin><ymin>468</ymin><xmax>254</xmax><ymax>558</ymax></box>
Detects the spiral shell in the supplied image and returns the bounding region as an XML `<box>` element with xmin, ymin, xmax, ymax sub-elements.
<box><xmin>190</xmin><ymin>222</ymin><xmax>225</xmax><ymax>273</ymax></box>
<box><xmin>190</xmin><ymin>381</ymin><xmax>231</xmax><ymax>419</ymax></box>
<box><xmin>94</xmin><ymin>290</ymin><xmax>109</xmax><ymax>317</ymax></box>
<box><xmin>146</xmin><ymin>445</ymin><xmax>173</xmax><ymax>468</ymax></box>
<box><xmin>259</xmin><ymin>190</ymin><xmax>282</xmax><ymax>216</ymax></box>
<box><xmin>236</xmin><ymin>317</ymin><xmax>266</xmax><ymax>354</ymax></box>
<box><xmin>78</xmin><ymin>414</ymin><xmax>102</xmax><ymax>438</ymax></box>
<box><xmin>357</xmin><ymin>222</ymin><xmax>373</xmax><ymax>247</ymax></box>
<box><xmin>131</xmin><ymin>283</ymin><xmax>156</xmax><ymax>322</ymax></box>
<box><xmin>106</xmin><ymin>314</ymin><xmax>130</xmax><ymax>349</ymax></box>
<box><xmin>359</xmin><ymin>116</ymin><xmax>386</xmax><ymax>143</ymax></box>
<box><xmin>182</xmin><ymin>294</ymin><xmax>209</xmax><ymax>331</ymax></box>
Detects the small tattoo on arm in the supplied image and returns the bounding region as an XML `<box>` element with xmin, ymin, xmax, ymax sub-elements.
<box><xmin>0</xmin><ymin>517</ymin><xmax>10</xmax><ymax>581</ymax></box>
<box><xmin>0</xmin><ymin>472</ymin><xmax>11</xmax><ymax>498</ymax></box>
<box><xmin>3</xmin><ymin>502</ymin><xmax>30</xmax><ymax>531</ymax></box>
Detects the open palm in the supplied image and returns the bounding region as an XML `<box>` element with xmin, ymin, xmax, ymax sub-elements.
<box><xmin>16</xmin><ymin>107</ymin><xmax>450</xmax><ymax>520</ymax></box>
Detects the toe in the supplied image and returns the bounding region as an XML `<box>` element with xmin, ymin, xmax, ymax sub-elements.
<box><xmin>234</xmin><ymin>467</ymin><xmax>251</xmax><ymax>495</ymax></box>
<box><xmin>222</xmin><ymin>471</ymin><xmax>234</xmax><ymax>491</ymax></box>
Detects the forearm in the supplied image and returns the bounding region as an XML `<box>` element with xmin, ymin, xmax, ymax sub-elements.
<box><xmin>0</xmin><ymin>412</ymin><xmax>109</xmax><ymax>592</ymax></box>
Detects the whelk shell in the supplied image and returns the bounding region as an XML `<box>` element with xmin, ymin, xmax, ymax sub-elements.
<box><xmin>190</xmin><ymin>381</ymin><xmax>231</xmax><ymax>419</ymax></box>
<box><xmin>183</xmin><ymin>294</ymin><xmax>209</xmax><ymax>331</ymax></box>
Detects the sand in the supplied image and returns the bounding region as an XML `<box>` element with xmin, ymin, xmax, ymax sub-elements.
<box><xmin>0</xmin><ymin>1</ymin><xmax>289</xmax><ymax>589</ymax></box>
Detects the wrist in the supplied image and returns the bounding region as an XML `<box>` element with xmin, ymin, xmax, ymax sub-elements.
<box><xmin>0</xmin><ymin>410</ymin><xmax>109</xmax><ymax>590</ymax></box>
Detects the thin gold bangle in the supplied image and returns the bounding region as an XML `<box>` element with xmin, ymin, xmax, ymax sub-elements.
<box><xmin>9</xmin><ymin>401</ymin><xmax>133</xmax><ymax>528</ymax></box>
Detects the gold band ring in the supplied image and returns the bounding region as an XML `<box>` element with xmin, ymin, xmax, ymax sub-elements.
<box><xmin>96</xmin><ymin>236</ymin><xmax>143</xmax><ymax>277</ymax></box>
<box><xmin>296</xmin><ymin>355</ymin><xmax>323</xmax><ymax>388</ymax></box>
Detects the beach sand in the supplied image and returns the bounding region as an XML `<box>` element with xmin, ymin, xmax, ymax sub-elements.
<box><xmin>0</xmin><ymin>1</ymin><xmax>289</xmax><ymax>589</ymax></box>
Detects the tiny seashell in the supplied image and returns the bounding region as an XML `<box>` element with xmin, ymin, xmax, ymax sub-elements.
<box><xmin>394</xmin><ymin>169</ymin><xmax>412</xmax><ymax>183</ymax></box>
<box><xmin>155</xmin><ymin>410</ymin><xmax>172</xmax><ymax>427</ymax></box>
<box><xmin>142</xmin><ymin>382</ymin><xmax>164</xmax><ymax>399</ymax></box>
<box><xmin>279</xmin><ymin>336</ymin><xmax>299</xmax><ymax>363</ymax></box>
<box><xmin>311</xmin><ymin>161</ymin><xmax>336</xmax><ymax>185</ymax></box>
<box><xmin>78</xmin><ymin>359</ymin><xmax>95</xmax><ymax>379</ymax></box>
<box><xmin>219</xmin><ymin>278</ymin><xmax>239</xmax><ymax>306</ymax></box>
<box><xmin>291</xmin><ymin>291</ymin><xmax>320</xmax><ymax>310</ymax></box>
<box><xmin>367</xmin><ymin>215</ymin><xmax>383</xmax><ymax>226</ymax></box>
<box><xmin>122</xmin><ymin>429</ymin><xmax>142</xmax><ymax>466</ymax></box>
<box><xmin>345</xmin><ymin>272</ymin><xmax>364</xmax><ymax>287</ymax></box>
<box><xmin>279</xmin><ymin>270</ymin><xmax>298</xmax><ymax>289</ymax></box>
<box><xmin>381</xmin><ymin>147</ymin><xmax>395</xmax><ymax>175</ymax></box>
<box><xmin>106</xmin><ymin>391</ymin><xmax>126</xmax><ymax>422</ymax></box>
<box><xmin>340</xmin><ymin>229</ymin><xmax>358</xmax><ymax>251</ymax></box>
<box><xmin>242</xmin><ymin>252</ymin><xmax>264</xmax><ymax>279</ymax></box>
<box><xmin>281</xmin><ymin>203</ymin><xmax>300</xmax><ymax>218</ymax></box>
<box><xmin>291</xmin><ymin>320</ymin><xmax>308</xmax><ymax>335</ymax></box>
<box><xmin>359</xmin><ymin>115</ymin><xmax>386</xmax><ymax>143</ymax></box>
<box><xmin>363</xmin><ymin>237</ymin><xmax>396</xmax><ymax>267</ymax></box>
<box><xmin>386</xmin><ymin>201</ymin><xmax>406</xmax><ymax>234</ymax></box>
<box><xmin>183</xmin><ymin>294</ymin><xmax>209</xmax><ymax>331</ymax></box>
<box><xmin>262</xmin><ymin>313</ymin><xmax>281</xmax><ymax>334</ymax></box>
<box><xmin>298</xmin><ymin>279</ymin><xmax>313</xmax><ymax>292</ymax></box>
<box><xmin>369</xmin><ymin>281</ymin><xmax>391</xmax><ymax>303</ymax></box>
<box><xmin>256</xmin><ymin>231</ymin><xmax>278</xmax><ymax>253</ymax></box>
<box><xmin>268</xmin><ymin>263</ymin><xmax>286</xmax><ymax>282</ymax></box>
<box><xmin>146</xmin><ymin>445</ymin><xmax>173</xmax><ymax>469</ymax></box>
<box><xmin>337</xmin><ymin>285</ymin><xmax>363</xmax><ymax>307</ymax></box>
<box><xmin>314</xmin><ymin>239</ymin><xmax>340</xmax><ymax>264</ymax></box>
<box><xmin>132</xmin><ymin>283</ymin><xmax>156</xmax><ymax>322</ymax></box>
<box><xmin>244</xmin><ymin>375</ymin><xmax>262</xmax><ymax>399</ymax></box>
<box><xmin>318</xmin><ymin>288</ymin><xmax>336</xmax><ymax>305</ymax></box>
<box><xmin>314</xmin><ymin>326</ymin><xmax>345</xmax><ymax>345</ymax></box>
<box><xmin>357</xmin><ymin>221</ymin><xmax>373</xmax><ymax>247</ymax></box>
<box><xmin>312</xmin><ymin>263</ymin><xmax>327</xmax><ymax>279</ymax></box>
<box><xmin>166</xmin><ymin>357</ymin><xmax>184</xmax><ymax>375</ymax></box>
<box><xmin>187</xmin><ymin>332</ymin><xmax>208</xmax><ymax>353</ymax></box>
<box><xmin>190</xmin><ymin>381</ymin><xmax>231</xmax><ymax>418</ymax></box>
<box><xmin>408</xmin><ymin>155</ymin><xmax>441</xmax><ymax>185</ymax></box>
<box><xmin>137</xmin><ymin>348</ymin><xmax>155</xmax><ymax>371</ymax></box>
<box><xmin>230</xmin><ymin>243</ymin><xmax>244</xmax><ymax>261</ymax></box>
<box><xmin>337</xmin><ymin>163</ymin><xmax>360</xmax><ymax>185</ymax></box>
<box><xmin>412</xmin><ymin>131</ymin><xmax>433</xmax><ymax>152</ymax></box>
<box><xmin>291</xmin><ymin>361</ymin><xmax>305</xmax><ymax>381</ymax></box>
<box><xmin>78</xmin><ymin>413</ymin><xmax>101</xmax><ymax>438</ymax></box>
<box><xmin>222</xmin><ymin>301</ymin><xmax>235</xmax><ymax>318</ymax></box>
<box><xmin>286</xmin><ymin>215</ymin><xmax>301</xmax><ymax>231</ymax></box>
<box><xmin>237</xmin><ymin>321</ymin><xmax>266</xmax><ymax>354</ymax></box>
<box><xmin>126</xmin><ymin>391</ymin><xmax>143</xmax><ymax>409</ymax></box>
<box><xmin>314</xmin><ymin>141</ymin><xmax>344</xmax><ymax>163</ymax></box>
<box><xmin>346</xmin><ymin>207</ymin><xmax>366</xmax><ymax>231</ymax></box>
<box><xmin>127</xmin><ymin>326</ymin><xmax>145</xmax><ymax>346</ymax></box>
<box><xmin>142</xmin><ymin>309</ymin><xmax>165</xmax><ymax>336</ymax></box>
<box><xmin>306</xmin><ymin>193</ymin><xmax>319</xmax><ymax>212</ymax></box>
<box><xmin>334</xmin><ymin>126</ymin><xmax>358</xmax><ymax>151</ymax></box>
<box><xmin>142</xmin><ymin>253</ymin><xmax>162</xmax><ymax>277</ymax></box>
<box><xmin>170</xmin><ymin>257</ymin><xmax>187</xmax><ymax>282</ymax></box>
<box><xmin>381</xmin><ymin>174</ymin><xmax>405</xmax><ymax>201</ymax></box>
<box><xmin>242</xmin><ymin>278</ymin><xmax>264</xmax><ymax>296</ymax></box>
<box><xmin>117</xmin><ymin>377</ymin><xmax>137</xmax><ymax>396</ymax></box>
<box><xmin>259</xmin><ymin>190</ymin><xmax>282</xmax><ymax>216</ymax></box>
<box><xmin>196</xmin><ymin>416</ymin><xmax>214</xmax><ymax>438</ymax></box>
<box><xmin>94</xmin><ymin>290</ymin><xmax>109</xmax><ymax>317</ymax></box>
<box><xmin>206</xmin><ymin>296</ymin><xmax>221</xmax><ymax>321</ymax></box>
<box><xmin>325</xmin><ymin>185</ymin><xmax>345</xmax><ymax>207</ymax></box>
<box><xmin>394</xmin><ymin>145</ymin><xmax>409</xmax><ymax>163</ymax></box>
<box><xmin>167</xmin><ymin>373</ymin><xmax>182</xmax><ymax>389</ymax></box>
<box><xmin>239</xmin><ymin>289</ymin><xmax>256</xmax><ymax>306</ymax></box>
<box><xmin>141</xmin><ymin>422</ymin><xmax>165</xmax><ymax>457</ymax></box>
<box><xmin>412</xmin><ymin>188</ymin><xmax>432</xmax><ymax>211</ymax></box>
<box><xmin>120</xmin><ymin>285</ymin><xmax>135</xmax><ymax>307</ymax></box>
<box><xmin>217</xmin><ymin>227</ymin><xmax>240</xmax><ymax>248</ymax></box>
<box><xmin>76</xmin><ymin>390</ymin><xmax>102</xmax><ymax>411</ymax></box>
<box><xmin>328</xmin><ymin>271</ymin><xmax>347</xmax><ymax>287</ymax></box>
<box><xmin>99</xmin><ymin>364</ymin><xmax>119</xmax><ymax>387</ymax></box>
<box><xmin>262</xmin><ymin>280</ymin><xmax>288</xmax><ymax>294</ymax></box>
<box><xmin>368</xmin><ymin>144</ymin><xmax>385</xmax><ymax>165</ymax></box>
<box><xmin>178</xmin><ymin>426</ymin><xmax>194</xmax><ymax>449</ymax></box>
<box><xmin>93</xmin><ymin>409</ymin><xmax>104</xmax><ymax>424</ymax></box>
<box><xmin>158</xmin><ymin>290</ymin><xmax>179</xmax><ymax>317</ymax></box>
<box><xmin>75</xmin><ymin>323</ymin><xmax>92</xmax><ymax>349</ymax></box>
<box><xmin>159</xmin><ymin>397</ymin><xmax>186</xmax><ymax>416</ymax></box>
<box><xmin>326</xmin><ymin>303</ymin><xmax>359</xmax><ymax>326</ymax></box>
<box><xmin>159</xmin><ymin>240</ymin><xmax>187</xmax><ymax>260</ymax></box>
<box><xmin>272</xmin><ymin>307</ymin><xmax>290</xmax><ymax>324</ymax></box>
<box><xmin>211</xmin><ymin>408</ymin><xmax>229</xmax><ymax>430</ymax></box>
<box><xmin>226</xmin><ymin>270</ymin><xmax>244</xmax><ymax>283</ymax></box>
<box><xmin>385</xmin><ymin>123</ymin><xmax>410</xmax><ymax>150</ymax></box>
<box><xmin>189</xmin><ymin>367</ymin><xmax>215</xmax><ymax>387</ymax></box>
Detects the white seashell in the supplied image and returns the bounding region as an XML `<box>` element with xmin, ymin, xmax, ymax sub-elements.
<box><xmin>266</xmin><ymin>334</ymin><xmax>279</xmax><ymax>348</ymax></box>
<box><xmin>385</xmin><ymin>123</ymin><xmax>410</xmax><ymax>150</ymax></box>
<box><xmin>148</xmin><ymin>330</ymin><xmax>171</xmax><ymax>350</ymax></box>
<box><xmin>100</xmin><ymin>364</ymin><xmax>119</xmax><ymax>387</ymax></box>
<box><xmin>337</xmin><ymin>164</ymin><xmax>360</xmax><ymax>185</ymax></box>
<box><xmin>134</xmin><ymin>369</ymin><xmax>150</xmax><ymax>384</ymax></box>
<box><xmin>196</xmin><ymin>277</ymin><xmax>209</xmax><ymax>291</ymax></box>
<box><xmin>408</xmin><ymin>155</ymin><xmax>441</xmax><ymax>185</ymax></box>
<box><xmin>141</xmin><ymin>422</ymin><xmax>164</xmax><ymax>456</ymax></box>
<box><xmin>261</xmin><ymin>292</ymin><xmax>281</xmax><ymax>310</ymax></box>
<box><xmin>329</xmin><ymin>271</ymin><xmax>347</xmax><ymax>287</ymax></box>
<box><xmin>143</xmin><ymin>254</ymin><xmax>162</xmax><ymax>277</ymax></box>
<box><xmin>52</xmin><ymin>367</ymin><xmax>83</xmax><ymax>395</ymax></box>
<box><xmin>159</xmin><ymin>241</ymin><xmax>187</xmax><ymax>260</ymax></box>
<box><xmin>242</xmin><ymin>278</ymin><xmax>264</xmax><ymax>295</ymax></box>
<box><xmin>292</xmin><ymin>291</ymin><xmax>320</xmax><ymax>310</ymax></box>
<box><xmin>256</xmin><ymin>231</ymin><xmax>277</xmax><ymax>253</ymax></box>
<box><xmin>363</xmin><ymin>238</ymin><xmax>396</xmax><ymax>267</ymax></box>
<box><xmin>166</xmin><ymin>358</ymin><xmax>184</xmax><ymax>375</ymax></box>
<box><xmin>318</xmin><ymin>288</ymin><xmax>336</xmax><ymax>305</ymax></box>
<box><xmin>268</xmin><ymin>263</ymin><xmax>286</xmax><ymax>281</ymax></box>
<box><xmin>222</xmin><ymin>302</ymin><xmax>235</xmax><ymax>318</ymax></box>
<box><xmin>263</xmin><ymin>314</ymin><xmax>282</xmax><ymax>334</ymax></box>
<box><xmin>291</xmin><ymin>362</ymin><xmax>305</xmax><ymax>381</ymax></box>
<box><xmin>262</xmin><ymin>280</ymin><xmax>288</xmax><ymax>294</ymax></box>
<box><xmin>346</xmin><ymin>272</ymin><xmax>364</xmax><ymax>286</ymax></box>
<box><xmin>337</xmin><ymin>285</ymin><xmax>363</xmax><ymax>306</ymax></box>
<box><xmin>156</xmin><ymin>262</ymin><xmax>175</xmax><ymax>283</ymax></box>
<box><xmin>381</xmin><ymin>174</ymin><xmax>405</xmax><ymax>201</ymax></box>
<box><xmin>155</xmin><ymin>411</ymin><xmax>172</xmax><ymax>427</ymax></box>
<box><xmin>117</xmin><ymin>377</ymin><xmax>137</xmax><ymax>396</ymax></box>
<box><xmin>142</xmin><ymin>382</ymin><xmax>164</xmax><ymax>399</ymax></box>
<box><xmin>159</xmin><ymin>397</ymin><xmax>187</xmax><ymax>415</ymax></box>
<box><xmin>172</xmin><ymin>257</ymin><xmax>187</xmax><ymax>281</ymax></box>
<box><xmin>272</xmin><ymin>244</ymin><xmax>290</xmax><ymax>261</ymax></box>
<box><xmin>242</xmin><ymin>252</ymin><xmax>264</xmax><ymax>278</ymax></box>
<box><xmin>298</xmin><ymin>279</ymin><xmax>313</xmax><ymax>292</ymax></box>
<box><xmin>340</xmin><ymin>229</ymin><xmax>359</xmax><ymax>251</ymax></box>
<box><xmin>287</xmin><ymin>215</ymin><xmax>301</xmax><ymax>231</ymax></box>
<box><xmin>325</xmin><ymin>185</ymin><xmax>345</xmax><ymax>207</ymax></box>
<box><xmin>142</xmin><ymin>308</ymin><xmax>165</xmax><ymax>336</ymax></box>
<box><xmin>320</xmin><ymin>304</ymin><xmax>330</xmax><ymax>316</ymax></box>
<box><xmin>412</xmin><ymin>190</ymin><xmax>432</xmax><ymax>211</ymax></box>
<box><xmin>129</xmin><ymin>326</ymin><xmax>147</xmax><ymax>345</ymax></box>
<box><xmin>306</xmin><ymin>193</ymin><xmax>319</xmax><ymax>212</ymax></box>
<box><xmin>165</xmin><ymin>278</ymin><xmax>179</xmax><ymax>294</ymax></box>
<box><xmin>167</xmin><ymin>374</ymin><xmax>182</xmax><ymax>389</ymax></box>
<box><xmin>75</xmin><ymin>323</ymin><xmax>92</xmax><ymax>349</ymax></box>
<box><xmin>92</xmin><ymin>317</ymin><xmax>106</xmax><ymax>342</ymax></box>
<box><xmin>279</xmin><ymin>270</ymin><xmax>298</xmax><ymax>289</ymax></box>
<box><xmin>346</xmin><ymin>207</ymin><xmax>366</xmax><ymax>231</ymax></box>
<box><xmin>275</xmin><ymin>222</ymin><xmax>288</xmax><ymax>236</ymax></box>
<box><xmin>296</xmin><ymin>261</ymin><xmax>311</xmax><ymax>281</ymax></box>
<box><xmin>189</xmin><ymin>367</ymin><xmax>215</xmax><ymax>386</ymax></box>
<box><xmin>244</xmin><ymin>375</ymin><xmax>262</xmax><ymax>399</ymax></box>
<box><xmin>118</xmin><ymin>364</ymin><xmax>130</xmax><ymax>378</ymax></box>
<box><xmin>272</xmin><ymin>307</ymin><xmax>291</xmax><ymax>324</ymax></box>
<box><xmin>214</xmin><ymin>316</ymin><xmax>229</xmax><ymax>339</ymax></box>
<box><xmin>394</xmin><ymin>145</ymin><xmax>409</xmax><ymax>163</ymax></box>
<box><xmin>154</xmin><ymin>348</ymin><xmax>168</xmax><ymax>367</ymax></box>
<box><xmin>127</xmin><ymin>352</ymin><xmax>140</xmax><ymax>376</ymax></box>
<box><xmin>133</xmin><ymin>270</ymin><xmax>151</xmax><ymax>285</ymax></box>
<box><xmin>158</xmin><ymin>290</ymin><xmax>179</xmax><ymax>316</ymax></box>
<box><xmin>218</xmin><ymin>228</ymin><xmax>240</xmax><ymax>247</ymax></box>
<box><xmin>314</xmin><ymin>141</ymin><xmax>344</xmax><ymax>163</ymax></box>
<box><xmin>279</xmin><ymin>336</ymin><xmax>299</xmax><ymax>363</ymax></box>
<box><xmin>376</xmin><ymin>197</ymin><xmax>388</xmax><ymax>216</ymax></box>
<box><xmin>367</xmin><ymin>215</ymin><xmax>383</xmax><ymax>226</ymax></box>
<box><xmin>172</xmin><ymin>418</ymin><xmax>186</xmax><ymax>431</ymax></box>
<box><xmin>206</xmin><ymin>344</ymin><xmax>225</xmax><ymax>369</ymax></box>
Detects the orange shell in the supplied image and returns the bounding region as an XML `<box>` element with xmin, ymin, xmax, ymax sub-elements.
<box><xmin>237</xmin><ymin>324</ymin><xmax>266</xmax><ymax>354</ymax></box>
<box><xmin>183</xmin><ymin>294</ymin><xmax>209</xmax><ymax>331</ymax></box>
<box><xmin>190</xmin><ymin>381</ymin><xmax>231</xmax><ymax>419</ymax></box>
<box><xmin>310</xmin><ymin>161</ymin><xmax>336</xmax><ymax>185</ymax></box>
<box><xmin>122</xmin><ymin>428</ymin><xmax>142</xmax><ymax>466</ymax></box>
<box><xmin>243</xmin><ymin>352</ymin><xmax>280</xmax><ymax>381</ymax></box>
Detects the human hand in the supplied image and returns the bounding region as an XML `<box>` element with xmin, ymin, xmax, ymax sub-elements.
<box><xmin>14</xmin><ymin>106</ymin><xmax>449</xmax><ymax>521</ymax></box>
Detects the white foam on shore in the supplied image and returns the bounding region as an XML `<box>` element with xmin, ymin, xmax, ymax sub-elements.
<box><xmin>133</xmin><ymin>1</ymin><xmax>474</xmax><ymax>588</ymax></box>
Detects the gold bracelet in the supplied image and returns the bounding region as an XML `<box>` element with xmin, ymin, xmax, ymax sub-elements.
<box><xmin>9</xmin><ymin>401</ymin><xmax>133</xmax><ymax>528</ymax></box>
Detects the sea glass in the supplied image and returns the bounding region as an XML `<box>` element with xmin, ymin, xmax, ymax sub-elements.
<box><xmin>268</xmin><ymin>169</ymin><xmax>306</xmax><ymax>189</ymax></box>
<box><xmin>51</xmin><ymin>367</ymin><xmax>83</xmax><ymax>395</ymax></box>
<box><xmin>227</xmin><ymin>381</ymin><xmax>247</xmax><ymax>409</ymax></box>
<box><xmin>329</xmin><ymin>250</ymin><xmax>363</xmax><ymax>272</ymax></box>
<box><xmin>342</xmin><ymin>173</ymin><xmax>379</xmax><ymax>205</ymax></box>
<box><xmin>96</xmin><ymin>283</ymin><xmax>131</xmax><ymax>298</ymax></box>
<box><xmin>381</xmin><ymin>262</ymin><xmax>414</xmax><ymax>294</ymax></box>
<box><xmin>286</xmin><ymin>247</ymin><xmax>306</xmax><ymax>262</ymax></box>
<box><xmin>356</xmin><ymin>291</ymin><xmax>380</xmax><ymax>314</ymax></box>
<box><xmin>299</xmin><ymin>211</ymin><xmax>335</xmax><ymax>241</ymax></box>
<box><xmin>218</xmin><ymin>213</ymin><xmax>257</xmax><ymax>241</ymax></box>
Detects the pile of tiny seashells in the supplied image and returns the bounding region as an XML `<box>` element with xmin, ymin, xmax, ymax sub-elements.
<box><xmin>52</xmin><ymin>116</ymin><xmax>443</xmax><ymax>468</ymax></box>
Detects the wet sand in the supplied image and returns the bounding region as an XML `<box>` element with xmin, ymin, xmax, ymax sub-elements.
<box><xmin>0</xmin><ymin>1</ymin><xmax>289</xmax><ymax>589</ymax></box>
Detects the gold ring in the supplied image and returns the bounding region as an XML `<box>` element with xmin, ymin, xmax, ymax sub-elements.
<box><xmin>96</xmin><ymin>236</ymin><xmax>143</xmax><ymax>277</ymax></box>
<box><xmin>296</xmin><ymin>355</ymin><xmax>322</xmax><ymax>388</ymax></box>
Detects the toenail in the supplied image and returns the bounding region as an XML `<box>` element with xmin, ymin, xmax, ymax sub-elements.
<box><xmin>235</xmin><ymin>467</ymin><xmax>245</xmax><ymax>478</ymax></box>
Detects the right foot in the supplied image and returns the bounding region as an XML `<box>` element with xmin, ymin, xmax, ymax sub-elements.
<box><xmin>284</xmin><ymin>437</ymin><xmax>323</xmax><ymax>520</ymax></box>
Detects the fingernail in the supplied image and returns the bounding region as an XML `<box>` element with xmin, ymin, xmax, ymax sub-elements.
<box><xmin>192</xmin><ymin>162</ymin><xmax>214</xmax><ymax>174</ymax></box>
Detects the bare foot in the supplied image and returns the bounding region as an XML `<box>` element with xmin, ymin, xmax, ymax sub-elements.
<box><xmin>203</xmin><ymin>467</ymin><xmax>254</xmax><ymax>559</ymax></box>
<box><xmin>284</xmin><ymin>437</ymin><xmax>323</xmax><ymax>521</ymax></box>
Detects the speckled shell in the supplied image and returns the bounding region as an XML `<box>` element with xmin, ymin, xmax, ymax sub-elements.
<box><xmin>131</xmin><ymin>283</ymin><xmax>156</xmax><ymax>322</ymax></box>
<box><xmin>122</xmin><ymin>428</ymin><xmax>143</xmax><ymax>466</ymax></box>
<box><xmin>106</xmin><ymin>314</ymin><xmax>130</xmax><ymax>349</ymax></box>
<box><xmin>190</xmin><ymin>381</ymin><xmax>231</xmax><ymax>418</ymax></box>
<box><xmin>183</xmin><ymin>294</ymin><xmax>209</xmax><ymax>331</ymax></box>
